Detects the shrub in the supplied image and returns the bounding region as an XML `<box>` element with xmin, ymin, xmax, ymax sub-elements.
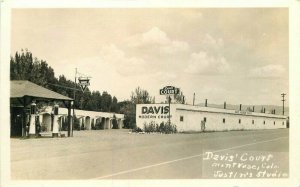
<box><xmin>91</xmin><ymin>119</ymin><xmax>95</xmax><ymax>130</ymax></box>
<box><xmin>81</xmin><ymin>123</ymin><xmax>85</xmax><ymax>130</ymax></box>
<box><xmin>111</xmin><ymin>114</ymin><xmax>119</xmax><ymax>129</ymax></box>
<box><xmin>144</xmin><ymin>121</ymin><xmax>156</xmax><ymax>133</ymax></box>
<box><xmin>132</xmin><ymin>127</ymin><xmax>143</xmax><ymax>133</ymax></box>
<box><xmin>40</xmin><ymin>123</ymin><xmax>47</xmax><ymax>132</ymax></box>
<box><xmin>95</xmin><ymin>120</ymin><xmax>104</xmax><ymax>130</ymax></box>
<box><xmin>73</xmin><ymin>117</ymin><xmax>80</xmax><ymax>130</ymax></box>
<box><xmin>159</xmin><ymin>122</ymin><xmax>165</xmax><ymax>133</ymax></box>
<box><xmin>141</xmin><ymin>121</ymin><xmax>177</xmax><ymax>134</ymax></box>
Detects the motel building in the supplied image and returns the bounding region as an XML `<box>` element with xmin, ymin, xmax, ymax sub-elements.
<box><xmin>39</xmin><ymin>107</ymin><xmax>125</xmax><ymax>132</ymax></box>
<box><xmin>136</xmin><ymin>103</ymin><xmax>288</xmax><ymax>132</ymax></box>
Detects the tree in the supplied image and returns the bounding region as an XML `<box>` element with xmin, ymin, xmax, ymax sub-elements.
<box><xmin>164</xmin><ymin>89</ymin><xmax>185</xmax><ymax>104</ymax></box>
<box><xmin>10</xmin><ymin>49</ymin><xmax>58</xmax><ymax>90</ymax></box>
<box><xmin>111</xmin><ymin>96</ymin><xmax>119</xmax><ymax>113</ymax></box>
<box><xmin>81</xmin><ymin>90</ymin><xmax>92</xmax><ymax>110</ymax></box>
<box><xmin>173</xmin><ymin>90</ymin><xmax>185</xmax><ymax>104</ymax></box>
<box><xmin>101</xmin><ymin>91</ymin><xmax>112</xmax><ymax>112</ymax></box>
<box><xmin>119</xmin><ymin>100</ymin><xmax>136</xmax><ymax>129</ymax></box>
<box><xmin>131</xmin><ymin>86</ymin><xmax>155</xmax><ymax>104</ymax></box>
<box><xmin>88</xmin><ymin>91</ymin><xmax>101</xmax><ymax>111</ymax></box>
<box><xmin>119</xmin><ymin>87</ymin><xmax>155</xmax><ymax>129</ymax></box>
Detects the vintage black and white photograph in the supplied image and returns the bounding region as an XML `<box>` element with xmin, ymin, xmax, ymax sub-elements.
<box><xmin>2</xmin><ymin>1</ymin><xmax>300</xmax><ymax>186</ymax></box>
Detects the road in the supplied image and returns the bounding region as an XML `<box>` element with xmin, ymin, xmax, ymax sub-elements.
<box><xmin>11</xmin><ymin>128</ymin><xmax>289</xmax><ymax>179</ymax></box>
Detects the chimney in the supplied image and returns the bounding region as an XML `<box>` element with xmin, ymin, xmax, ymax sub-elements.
<box><xmin>224</xmin><ymin>102</ymin><xmax>226</xmax><ymax>109</ymax></box>
<box><xmin>205</xmin><ymin>99</ymin><xmax>207</xmax><ymax>107</ymax></box>
<box><xmin>239</xmin><ymin>104</ymin><xmax>242</xmax><ymax>111</ymax></box>
<box><xmin>253</xmin><ymin>106</ymin><xmax>255</xmax><ymax>112</ymax></box>
<box><xmin>193</xmin><ymin>93</ymin><xmax>195</xmax><ymax>106</ymax></box>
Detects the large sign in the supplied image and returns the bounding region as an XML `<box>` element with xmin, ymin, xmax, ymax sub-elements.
<box><xmin>136</xmin><ymin>104</ymin><xmax>173</xmax><ymax>129</ymax></box>
<box><xmin>160</xmin><ymin>86</ymin><xmax>179</xmax><ymax>95</ymax></box>
<box><xmin>142</xmin><ymin>106</ymin><xmax>169</xmax><ymax>114</ymax></box>
<box><xmin>78</xmin><ymin>77</ymin><xmax>90</xmax><ymax>92</ymax></box>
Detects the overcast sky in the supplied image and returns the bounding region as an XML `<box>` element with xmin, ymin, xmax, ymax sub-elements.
<box><xmin>11</xmin><ymin>8</ymin><xmax>288</xmax><ymax>106</ymax></box>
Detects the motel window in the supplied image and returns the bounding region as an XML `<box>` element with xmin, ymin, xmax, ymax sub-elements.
<box><xmin>263</xmin><ymin>121</ymin><xmax>265</xmax><ymax>125</ymax></box>
<box><xmin>204</xmin><ymin>117</ymin><xmax>207</xmax><ymax>122</ymax></box>
<box><xmin>223</xmin><ymin>118</ymin><xmax>225</xmax><ymax>123</ymax></box>
<box><xmin>180</xmin><ymin>116</ymin><xmax>184</xmax><ymax>122</ymax></box>
<box><xmin>252</xmin><ymin>120</ymin><xmax>254</xmax><ymax>124</ymax></box>
<box><xmin>274</xmin><ymin>121</ymin><xmax>275</xmax><ymax>125</ymax></box>
<box><xmin>282</xmin><ymin>121</ymin><xmax>285</xmax><ymax>126</ymax></box>
<box><xmin>239</xmin><ymin>119</ymin><xmax>241</xmax><ymax>124</ymax></box>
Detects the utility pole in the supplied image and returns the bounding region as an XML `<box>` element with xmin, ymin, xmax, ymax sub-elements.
<box><xmin>281</xmin><ymin>93</ymin><xmax>286</xmax><ymax>115</ymax></box>
<box><xmin>168</xmin><ymin>95</ymin><xmax>171</xmax><ymax>125</ymax></box>
<box><xmin>72</xmin><ymin>68</ymin><xmax>77</xmax><ymax>137</ymax></box>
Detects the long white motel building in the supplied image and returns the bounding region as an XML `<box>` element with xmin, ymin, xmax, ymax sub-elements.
<box><xmin>136</xmin><ymin>104</ymin><xmax>288</xmax><ymax>132</ymax></box>
<box><xmin>39</xmin><ymin>107</ymin><xmax>125</xmax><ymax>131</ymax></box>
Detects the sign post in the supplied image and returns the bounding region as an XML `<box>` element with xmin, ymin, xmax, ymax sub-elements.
<box><xmin>73</xmin><ymin>68</ymin><xmax>91</xmax><ymax>136</ymax></box>
<box><xmin>168</xmin><ymin>95</ymin><xmax>171</xmax><ymax>125</ymax></box>
<box><xmin>160</xmin><ymin>86</ymin><xmax>179</xmax><ymax>125</ymax></box>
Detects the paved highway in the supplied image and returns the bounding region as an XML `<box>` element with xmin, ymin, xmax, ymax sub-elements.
<box><xmin>11</xmin><ymin>128</ymin><xmax>289</xmax><ymax>179</ymax></box>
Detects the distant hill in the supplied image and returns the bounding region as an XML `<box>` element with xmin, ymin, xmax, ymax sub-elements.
<box><xmin>196</xmin><ymin>103</ymin><xmax>289</xmax><ymax>116</ymax></box>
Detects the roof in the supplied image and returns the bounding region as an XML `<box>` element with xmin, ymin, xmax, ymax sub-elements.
<box><xmin>136</xmin><ymin>103</ymin><xmax>287</xmax><ymax>119</ymax></box>
<box><xmin>10</xmin><ymin>80</ymin><xmax>73</xmax><ymax>101</ymax></box>
<box><xmin>39</xmin><ymin>106</ymin><xmax>125</xmax><ymax>119</ymax></box>
<box><xmin>173</xmin><ymin>104</ymin><xmax>287</xmax><ymax>119</ymax></box>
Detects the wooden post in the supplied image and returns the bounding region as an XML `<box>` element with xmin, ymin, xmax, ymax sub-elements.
<box><xmin>68</xmin><ymin>101</ymin><xmax>72</xmax><ymax>137</ymax></box>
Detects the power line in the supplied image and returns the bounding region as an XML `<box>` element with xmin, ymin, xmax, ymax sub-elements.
<box><xmin>47</xmin><ymin>83</ymin><xmax>81</xmax><ymax>91</ymax></box>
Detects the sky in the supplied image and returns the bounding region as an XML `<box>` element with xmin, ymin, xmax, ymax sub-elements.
<box><xmin>11</xmin><ymin>8</ymin><xmax>289</xmax><ymax>106</ymax></box>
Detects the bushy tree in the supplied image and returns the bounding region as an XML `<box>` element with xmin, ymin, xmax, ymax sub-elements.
<box><xmin>131</xmin><ymin>86</ymin><xmax>155</xmax><ymax>104</ymax></box>
<box><xmin>111</xmin><ymin>96</ymin><xmax>119</xmax><ymax>113</ymax></box>
<box><xmin>119</xmin><ymin>87</ymin><xmax>155</xmax><ymax>129</ymax></box>
<box><xmin>174</xmin><ymin>90</ymin><xmax>185</xmax><ymax>104</ymax></box>
<box><xmin>100</xmin><ymin>91</ymin><xmax>112</xmax><ymax>112</ymax></box>
<box><xmin>165</xmin><ymin>88</ymin><xmax>185</xmax><ymax>104</ymax></box>
<box><xmin>119</xmin><ymin>100</ymin><xmax>136</xmax><ymax>129</ymax></box>
<box><xmin>10</xmin><ymin>49</ymin><xmax>121</xmax><ymax>113</ymax></box>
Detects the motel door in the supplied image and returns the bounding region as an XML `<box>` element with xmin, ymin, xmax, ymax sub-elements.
<box><xmin>10</xmin><ymin>107</ymin><xmax>24</xmax><ymax>137</ymax></box>
<box><xmin>201</xmin><ymin>121</ymin><xmax>206</xmax><ymax>132</ymax></box>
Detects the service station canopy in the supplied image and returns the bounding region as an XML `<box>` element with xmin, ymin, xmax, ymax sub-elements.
<box><xmin>10</xmin><ymin>80</ymin><xmax>73</xmax><ymax>107</ymax></box>
<box><xmin>160</xmin><ymin>86</ymin><xmax>179</xmax><ymax>95</ymax></box>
